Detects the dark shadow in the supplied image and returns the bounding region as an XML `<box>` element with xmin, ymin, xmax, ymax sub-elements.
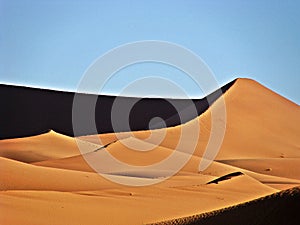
<box><xmin>0</xmin><ymin>79</ymin><xmax>236</xmax><ymax>139</ymax></box>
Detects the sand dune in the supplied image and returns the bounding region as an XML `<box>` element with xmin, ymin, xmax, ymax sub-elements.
<box><xmin>0</xmin><ymin>130</ymin><xmax>99</xmax><ymax>163</ymax></box>
<box><xmin>150</xmin><ymin>187</ymin><xmax>300</xmax><ymax>225</ymax></box>
<box><xmin>138</xmin><ymin>78</ymin><xmax>300</xmax><ymax>159</ymax></box>
<box><xmin>218</xmin><ymin>158</ymin><xmax>300</xmax><ymax>180</ymax></box>
<box><xmin>32</xmin><ymin>148</ymin><xmax>300</xmax><ymax>191</ymax></box>
<box><xmin>0</xmin><ymin>157</ymin><xmax>119</xmax><ymax>191</ymax></box>
<box><xmin>0</xmin><ymin>174</ymin><xmax>275</xmax><ymax>225</ymax></box>
<box><xmin>0</xmin><ymin>80</ymin><xmax>235</xmax><ymax>139</ymax></box>
<box><xmin>80</xmin><ymin>79</ymin><xmax>300</xmax><ymax>163</ymax></box>
<box><xmin>78</xmin><ymin>78</ymin><xmax>300</xmax><ymax>186</ymax></box>
<box><xmin>215</xmin><ymin>78</ymin><xmax>300</xmax><ymax>159</ymax></box>
<box><xmin>0</xmin><ymin>78</ymin><xmax>299</xmax><ymax>224</ymax></box>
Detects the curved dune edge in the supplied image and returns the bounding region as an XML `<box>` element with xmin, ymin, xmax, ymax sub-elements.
<box><xmin>73</xmin><ymin>78</ymin><xmax>300</xmax><ymax>189</ymax></box>
<box><xmin>148</xmin><ymin>187</ymin><xmax>300</xmax><ymax>225</ymax></box>
<box><xmin>0</xmin><ymin>130</ymin><xmax>100</xmax><ymax>163</ymax></box>
<box><xmin>0</xmin><ymin>78</ymin><xmax>299</xmax><ymax>224</ymax></box>
<box><xmin>32</xmin><ymin>145</ymin><xmax>300</xmax><ymax>191</ymax></box>
<box><xmin>80</xmin><ymin>78</ymin><xmax>300</xmax><ymax>160</ymax></box>
<box><xmin>0</xmin><ymin>79</ymin><xmax>236</xmax><ymax>139</ymax></box>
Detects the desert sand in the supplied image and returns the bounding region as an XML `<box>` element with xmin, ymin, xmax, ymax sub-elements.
<box><xmin>0</xmin><ymin>78</ymin><xmax>299</xmax><ymax>224</ymax></box>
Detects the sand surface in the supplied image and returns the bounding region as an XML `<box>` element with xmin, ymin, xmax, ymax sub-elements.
<box><xmin>1</xmin><ymin>78</ymin><xmax>299</xmax><ymax>224</ymax></box>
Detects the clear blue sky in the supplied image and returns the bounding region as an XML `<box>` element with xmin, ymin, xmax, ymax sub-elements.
<box><xmin>1</xmin><ymin>0</ymin><xmax>299</xmax><ymax>103</ymax></box>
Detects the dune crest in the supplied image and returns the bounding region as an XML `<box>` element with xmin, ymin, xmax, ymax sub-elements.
<box><xmin>0</xmin><ymin>130</ymin><xmax>99</xmax><ymax>163</ymax></box>
<box><xmin>0</xmin><ymin>78</ymin><xmax>299</xmax><ymax>224</ymax></box>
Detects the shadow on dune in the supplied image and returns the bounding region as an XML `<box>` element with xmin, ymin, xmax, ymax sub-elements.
<box><xmin>0</xmin><ymin>79</ymin><xmax>236</xmax><ymax>139</ymax></box>
<box><xmin>150</xmin><ymin>187</ymin><xmax>300</xmax><ymax>225</ymax></box>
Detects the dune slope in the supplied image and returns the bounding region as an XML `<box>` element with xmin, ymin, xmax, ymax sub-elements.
<box><xmin>0</xmin><ymin>78</ymin><xmax>299</xmax><ymax>224</ymax></box>
<box><xmin>150</xmin><ymin>187</ymin><xmax>300</xmax><ymax>225</ymax></box>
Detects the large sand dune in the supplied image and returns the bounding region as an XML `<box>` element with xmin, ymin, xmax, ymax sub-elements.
<box><xmin>0</xmin><ymin>80</ymin><xmax>235</xmax><ymax>139</ymax></box>
<box><xmin>0</xmin><ymin>78</ymin><xmax>299</xmax><ymax>224</ymax></box>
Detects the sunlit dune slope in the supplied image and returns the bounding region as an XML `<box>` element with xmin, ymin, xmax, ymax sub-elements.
<box><xmin>0</xmin><ymin>172</ymin><xmax>276</xmax><ymax>225</ymax></box>
<box><xmin>0</xmin><ymin>157</ymin><xmax>119</xmax><ymax>191</ymax></box>
<box><xmin>150</xmin><ymin>187</ymin><xmax>300</xmax><ymax>225</ymax></box>
<box><xmin>82</xmin><ymin>78</ymin><xmax>300</xmax><ymax>161</ymax></box>
<box><xmin>0</xmin><ymin>130</ymin><xmax>98</xmax><ymax>163</ymax></box>
<box><xmin>137</xmin><ymin>78</ymin><xmax>300</xmax><ymax>159</ymax></box>
<box><xmin>215</xmin><ymin>78</ymin><xmax>300</xmax><ymax>159</ymax></box>
<box><xmin>0</xmin><ymin>78</ymin><xmax>299</xmax><ymax>225</ymax></box>
<box><xmin>218</xmin><ymin>158</ymin><xmax>300</xmax><ymax>180</ymax></box>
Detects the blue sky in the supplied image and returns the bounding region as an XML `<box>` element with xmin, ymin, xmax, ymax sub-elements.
<box><xmin>1</xmin><ymin>0</ymin><xmax>299</xmax><ymax>103</ymax></box>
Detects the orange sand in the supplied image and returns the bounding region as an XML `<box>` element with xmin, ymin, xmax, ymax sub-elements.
<box><xmin>0</xmin><ymin>78</ymin><xmax>299</xmax><ymax>224</ymax></box>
